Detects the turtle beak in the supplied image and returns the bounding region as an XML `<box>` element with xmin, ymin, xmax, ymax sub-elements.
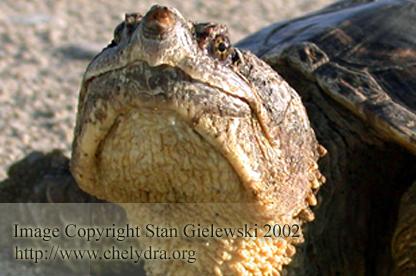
<box><xmin>141</xmin><ymin>5</ymin><xmax>177</xmax><ymax>39</ymax></box>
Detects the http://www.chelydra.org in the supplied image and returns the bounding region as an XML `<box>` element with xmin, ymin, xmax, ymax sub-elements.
<box><xmin>1</xmin><ymin>0</ymin><xmax>415</xmax><ymax>275</ymax></box>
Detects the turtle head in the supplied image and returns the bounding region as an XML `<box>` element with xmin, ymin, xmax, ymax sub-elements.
<box><xmin>71</xmin><ymin>5</ymin><xmax>323</xmax><ymax>217</ymax></box>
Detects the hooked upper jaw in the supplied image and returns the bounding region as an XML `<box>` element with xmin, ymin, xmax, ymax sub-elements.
<box><xmin>141</xmin><ymin>5</ymin><xmax>177</xmax><ymax>39</ymax></box>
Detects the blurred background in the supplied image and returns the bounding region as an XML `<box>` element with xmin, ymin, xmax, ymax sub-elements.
<box><xmin>0</xmin><ymin>0</ymin><xmax>335</xmax><ymax>179</ymax></box>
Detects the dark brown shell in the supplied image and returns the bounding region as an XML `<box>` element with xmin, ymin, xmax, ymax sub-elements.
<box><xmin>238</xmin><ymin>0</ymin><xmax>416</xmax><ymax>154</ymax></box>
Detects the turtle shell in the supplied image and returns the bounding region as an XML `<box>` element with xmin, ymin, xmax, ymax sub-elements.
<box><xmin>238</xmin><ymin>0</ymin><xmax>416</xmax><ymax>154</ymax></box>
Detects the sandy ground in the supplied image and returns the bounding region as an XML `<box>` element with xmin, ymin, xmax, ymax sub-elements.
<box><xmin>0</xmin><ymin>0</ymin><xmax>335</xmax><ymax>180</ymax></box>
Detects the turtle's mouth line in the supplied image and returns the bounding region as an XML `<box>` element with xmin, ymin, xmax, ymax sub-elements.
<box><xmin>86</xmin><ymin>57</ymin><xmax>276</xmax><ymax>148</ymax></box>
<box><xmin>85</xmin><ymin>58</ymin><xmax>271</xmax><ymax>139</ymax></box>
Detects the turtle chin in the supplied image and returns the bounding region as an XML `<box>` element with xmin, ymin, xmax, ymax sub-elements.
<box><xmin>96</xmin><ymin>106</ymin><xmax>248</xmax><ymax>203</ymax></box>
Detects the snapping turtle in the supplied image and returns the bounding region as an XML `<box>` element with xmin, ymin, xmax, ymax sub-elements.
<box><xmin>238</xmin><ymin>0</ymin><xmax>416</xmax><ymax>274</ymax></box>
<box><xmin>2</xmin><ymin>0</ymin><xmax>415</xmax><ymax>275</ymax></box>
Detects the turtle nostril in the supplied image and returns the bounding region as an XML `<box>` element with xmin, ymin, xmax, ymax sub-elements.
<box><xmin>143</xmin><ymin>6</ymin><xmax>176</xmax><ymax>36</ymax></box>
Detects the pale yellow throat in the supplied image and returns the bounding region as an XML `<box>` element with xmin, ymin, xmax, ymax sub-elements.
<box><xmin>97</xmin><ymin>107</ymin><xmax>246</xmax><ymax>202</ymax></box>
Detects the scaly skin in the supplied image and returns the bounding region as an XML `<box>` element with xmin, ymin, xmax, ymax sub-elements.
<box><xmin>70</xmin><ymin>5</ymin><xmax>325</xmax><ymax>275</ymax></box>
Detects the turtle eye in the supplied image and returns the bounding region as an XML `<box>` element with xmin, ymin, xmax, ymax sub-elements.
<box><xmin>217</xmin><ymin>42</ymin><xmax>227</xmax><ymax>52</ymax></box>
<box><xmin>213</xmin><ymin>35</ymin><xmax>231</xmax><ymax>61</ymax></box>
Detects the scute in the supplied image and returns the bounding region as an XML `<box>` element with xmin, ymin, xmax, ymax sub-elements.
<box><xmin>238</xmin><ymin>0</ymin><xmax>416</xmax><ymax>153</ymax></box>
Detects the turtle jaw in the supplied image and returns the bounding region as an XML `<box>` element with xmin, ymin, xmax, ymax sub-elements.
<box><xmin>70</xmin><ymin>62</ymin><xmax>263</xmax><ymax>204</ymax></box>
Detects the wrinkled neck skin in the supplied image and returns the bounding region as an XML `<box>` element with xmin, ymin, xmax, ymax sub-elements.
<box><xmin>70</xmin><ymin>6</ymin><xmax>324</xmax><ymax>275</ymax></box>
